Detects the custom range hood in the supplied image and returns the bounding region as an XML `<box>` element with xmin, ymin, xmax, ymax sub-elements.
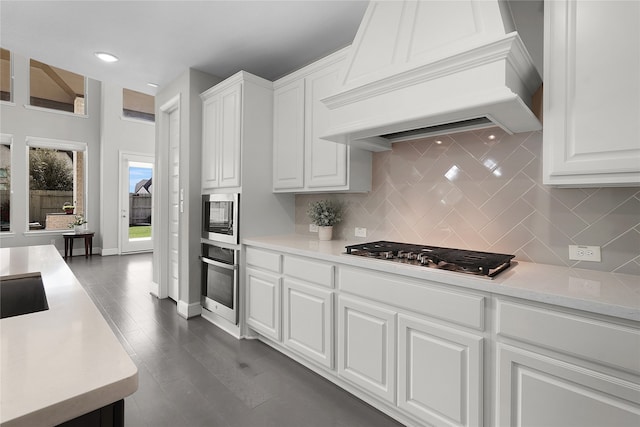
<box><xmin>322</xmin><ymin>0</ymin><xmax>542</xmax><ymax>151</ymax></box>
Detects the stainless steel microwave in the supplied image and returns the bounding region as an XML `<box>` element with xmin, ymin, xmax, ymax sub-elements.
<box><xmin>202</xmin><ymin>193</ymin><xmax>239</xmax><ymax>244</ymax></box>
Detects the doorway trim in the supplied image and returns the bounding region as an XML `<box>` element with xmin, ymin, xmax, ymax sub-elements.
<box><xmin>152</xmin><ymin>94</ymin><xmax>181</xmax><ymax>300</ymax></box>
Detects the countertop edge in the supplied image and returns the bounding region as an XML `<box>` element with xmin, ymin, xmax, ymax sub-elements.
<box><xmin>243</xmin><ymin>235</ymin><xmax>640</xmax><ymax>322</ymax></box>
<box><xmin>5</xmin><ymin>369</ymin><xmax>139</xmax><ymax>427</ymax></box>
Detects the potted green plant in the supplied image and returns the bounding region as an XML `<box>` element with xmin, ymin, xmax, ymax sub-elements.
<box><xmin>68</xmin><ymin>215</ymin><xmax>87</xmax><ymax>233</ymax></box>
<box><xmin>62</xmin><ymin>202</ymin><xmax>75</xmax><ymax>215</ymax></box>
<box><xmin>307</xmin><ymin>200</ymin><xmax>343</xmax><ymax>241</ymax></box>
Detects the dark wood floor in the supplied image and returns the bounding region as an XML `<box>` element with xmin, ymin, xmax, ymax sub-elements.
<box><xmin>67</xmin><ymin>253</ymin><xmax>405</xmax><ymax>427</ymax></box>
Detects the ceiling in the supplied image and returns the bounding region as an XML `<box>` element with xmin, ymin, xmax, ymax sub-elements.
<box><xmin>0</xmin><ymin>1</ymin><xmax>369</xmax><ymax>95</ymax></box>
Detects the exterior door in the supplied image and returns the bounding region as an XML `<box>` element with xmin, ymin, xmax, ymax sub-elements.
<box><xmin>120</xmin><ymin>153</ymin><xmax>154</xmax><ymax>253</ymax></box>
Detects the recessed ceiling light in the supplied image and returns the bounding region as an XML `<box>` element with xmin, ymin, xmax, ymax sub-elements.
<box><xmin>147</xmin><ymin>82</ymin><xmax>159</xmax><ymax>88</ymax></box>
<box><xmin>94</xmin><ymin>52</ymin><xmax>118</xmax><ymax>63</ymax></box>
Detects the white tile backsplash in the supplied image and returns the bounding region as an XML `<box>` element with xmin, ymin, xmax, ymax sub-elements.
<box><xmin>296</xmin><ymin>129</ymin><xmax>640</xmax><ymax>274</ymax></box>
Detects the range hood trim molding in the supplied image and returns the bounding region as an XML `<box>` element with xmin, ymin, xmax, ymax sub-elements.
<box><xmin>323</xmin><ymin>87</ymin><xmax>538</xmax><ymax>152</ymax></box>
<box><xmin>323</xmin><ymin>32</ymin><xmax>538</xmax><ymax>111</ymax></box>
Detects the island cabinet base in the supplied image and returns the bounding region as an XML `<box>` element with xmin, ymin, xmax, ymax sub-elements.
<box><xmin>56</xmin><ymin>400</ymin><xmax>124</xmax><ymax>427</ymax></box>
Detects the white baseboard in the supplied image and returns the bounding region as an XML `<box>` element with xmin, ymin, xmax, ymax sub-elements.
<box><xmin>101</xmin><ymin>248</ymin><xmax>119</xmax><ymax>256</ymax></box>
<box><xmin>177</xmin><ymin>300</ymin><xmax>202</xmax><ymax>319</ymax></box>
<box><xmin>149</xmin><ymin>281</ymin><xmax>161</xmax><ymax>298</ymax></box>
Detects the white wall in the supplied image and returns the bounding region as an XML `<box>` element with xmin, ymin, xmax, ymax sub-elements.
<box><xmin>0</xmin><ymin>51</ymin><xmax>155</xmax><ymax>256</ymax></box>
<box><xmin>0</xmin><ymin>51</ymin><xmax>101</xmax><ymax>250</ymax></box>
<box><xmin>100</xmin><ymin>82</ymin><xmax>155</xmax><ymax>254</ymax></box>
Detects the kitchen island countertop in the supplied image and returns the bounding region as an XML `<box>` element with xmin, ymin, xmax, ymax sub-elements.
<box><xmin>0</xmin><ymin>245</ymin><xmax>138</xmax><ymax>427</ymax></box>
<box><xmin>244</xmin><ymin>234</ymin><xmax>640</xmax><ymax>322</ymax></box>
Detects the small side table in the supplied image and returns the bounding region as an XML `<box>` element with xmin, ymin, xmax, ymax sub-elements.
<box><xmin>63</xmin><ymin>231</ymin><xmax>95</xmax><ymax>260</ymax></box>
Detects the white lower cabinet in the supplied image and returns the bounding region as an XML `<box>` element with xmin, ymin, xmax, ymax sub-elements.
<box><xmin>398</xmin><ymin>314</ymin><xmax>483</xmax><ymax>427</ymax></box>
<box><xmin>337</xmin><ymin>295</ymin><xmax>396</xmax><ymax>404</ymax></box>
<box><xmin>283</xmin><ymin>278</ymin><xmax>333</xmax><ymax>369</ymax></box>
<box><xmin>497</xmin><ymin>344</ymin><xmax>640</xmax><ymax>427</ymax></box>
<box><xmin>244</xmin><ymin>245</ymin><xmax>640</xmax><ymax>427</ymax></box>
<box><xmin>246</xmin><ymin>267</ymin><xmax>281</xmax><ymax>341</ymax></box>
<box><xmin>495</xmin><ymin>298</ymin><xmax>640</xmax><ymax>427</ymax></box>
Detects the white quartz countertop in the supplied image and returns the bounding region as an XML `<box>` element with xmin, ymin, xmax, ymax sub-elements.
<box><xmin>243</xmin><ymin>235</ymin><xmax>640</xmax><ymax>322</ymax></box>
<box><xmin>0</xmin><ymin>245</ymin><xmax>138</xmax><ymax>427</ymax></box>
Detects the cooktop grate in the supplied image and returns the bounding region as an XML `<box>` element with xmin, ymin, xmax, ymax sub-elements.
<box><xmin>345</xmin><ymin>241</ymin><xmax>515</xmax><ymax>278</ymax></box>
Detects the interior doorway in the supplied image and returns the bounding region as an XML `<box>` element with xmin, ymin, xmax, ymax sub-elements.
<box><xmin>120</xmin><ymin>152</ymin><xmax>154</xmax><ymax>253</ymax></box>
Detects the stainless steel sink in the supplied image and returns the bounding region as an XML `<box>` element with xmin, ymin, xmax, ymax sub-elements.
<box><xmin>0</xmin><ymin>273</ymin><xmax>49</xmax><ymax>319</ymax></box>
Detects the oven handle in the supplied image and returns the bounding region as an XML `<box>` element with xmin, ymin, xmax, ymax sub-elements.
<box><xmin>199</xmin><ymin>256</ymin><xmax>237</xmax><ymax>270</ymax></box>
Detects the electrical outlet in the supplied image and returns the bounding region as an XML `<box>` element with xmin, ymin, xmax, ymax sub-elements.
<box><xmin>355</xmin><ymin>227</ymin><xmax>367</xmax><ymax>238</ymax></box>
<box><xmin>569</xmin><ymin>245</ymin><xmax>601</xmax><ymax>262</ymax></box>
<box><xmin>309</xmin><ymin>224</ymin><xmax>319</xmax><ymax>233</ymax></box>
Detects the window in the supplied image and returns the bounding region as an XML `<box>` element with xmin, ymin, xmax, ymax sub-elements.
<box><xmin>0</xmin><ymin>135</ymin><xmax>11</xmax><ymax>232</ymax></box>
<box><xmin>123</xmin><ymin>88</ymin><xmax>155</xmax><ymax>122</ymax></box>
<box><xmin>27</xmin><ymin>138</ymin><xmax>86</xmax><ymax>231</ymax></box>
<box><xmin>30</xmin><ymin>59</ymin><xmax>86</xmax><ymax>115</ymax></box>
<box><xmin>1</xmin><ymin>48</ymin><xmax>12</xmax><ymax>102</ymax></box>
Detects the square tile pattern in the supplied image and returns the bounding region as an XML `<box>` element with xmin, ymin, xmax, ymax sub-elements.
<box><xmin>296</xmin><ymin>129</ymin><xmax>640</xmax><ymax>275</ymax></box>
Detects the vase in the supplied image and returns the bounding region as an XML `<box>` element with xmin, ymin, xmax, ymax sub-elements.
<box><xmin>318</xmin><ymin>226</ymin><xmax>333</xmax><ymax>241</ymax></box>
<box><xmin>74</xmin><ymin>225</ymin><xmax>83</xmax><ymax>233</ymax></box>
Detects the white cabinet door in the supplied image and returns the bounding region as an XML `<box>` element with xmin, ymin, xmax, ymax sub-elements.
<box><xmin>543</xmin><ymin>0</ymin><xmax>640</xmax><ymax>186</ymax></box>
<box><xmin>398</xmin><ymin>315</ymin><xmax>483</xmax><ymax>427</ymax></box>
<box><xmin>202</xmin><ymin>95</ymin><xmax>220</xmax><ymax>189</ymax></box>
<box><xmin>305</xmin><ymin>60</ymin><xmax>348</xmax><ymax>189</ymax></box>
<box><xmin>283</xmin><ymin>278</ymin><xmax>334</xmax><ymax>368</ymax></box>
<box><xmin>201</xmin><ymin>82</ymin><xmax>242</xmax><ymax>189</ymax></box>
<box><xmin>337</xmin><ymin>295</ymin><xmax>396</xmax><ymax>403</ymax></box>
<box><xmin>497</xmin><ymin>343</ymin><xmax>640</xmax><ymax>427</ymax></box>
<box><xmin>272</xmin><ymin>48</ymin><xmax>371</xmax><ymax>193</ymax></box>
<box><xmin>246</xmin><ymin>267</ymin><xmax>281</xmax><ymax>341</ymax></box>
<box><xmin>218</xmin><ymin>83</ymin><xmax>242</xmax><ymax>188</ymax></box>
<box><xmin>273</xmin><ymin>80</ymin><xmax>305</xmax><ymax>190</ymax></box>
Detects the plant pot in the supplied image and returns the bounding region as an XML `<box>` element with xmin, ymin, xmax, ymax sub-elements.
<box><xmin>318</xmin><ymin>226</ymin><xmax>333</xmax><ymax>241</ymax></box>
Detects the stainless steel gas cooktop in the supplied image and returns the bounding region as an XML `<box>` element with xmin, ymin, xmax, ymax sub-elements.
<box><xmin>345</xmin><ymin>241</ymin><xmax>515</xmax><ymax>278</ymax></box>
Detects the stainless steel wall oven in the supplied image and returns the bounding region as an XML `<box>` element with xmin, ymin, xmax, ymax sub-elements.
<box><xmin>200</xmin><ymin>243</ymin><xmax>238</xmax><ymax>324</ymax></box>
<box><xmin>202</xmin><ymin>193</ymin><xmax>239</xmax><ymax>244</ymax></box>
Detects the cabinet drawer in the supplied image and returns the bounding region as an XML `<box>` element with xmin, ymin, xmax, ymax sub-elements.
<box><xmin>284</xmin><ymin>256</ymin><xmax>334</xmax><ymax>288</ymax></box>
<box><xmin>339</xmin><ymin>267</ymin><xmax>485</xmax><ymax>330</ymax></box>
<box><xmin>497</xmin><ymin>299</ymin><xmax>640</xmax><ymax>374</ymax></box>
<box><xmin>246</xmin><ymin>247</ymin><xmax>281</xmax><ymax>273</ymax></box>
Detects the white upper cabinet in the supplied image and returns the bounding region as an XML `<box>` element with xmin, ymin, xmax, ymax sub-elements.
<box><xmin>273</xmin><ymin>48</ymin><xmax>372</xmax><ymax>193</ymax></box>
<box><xmin>202</xmin><ymin>81</ymin><xmax>242</xmax><ymax>189</ymax></box>
<box><xmin>202</xmin><ymin>95</ymin><xmax>220</xmax><ymax>189</ymax></box>
<box><xmin>543</xmin><ymin>0</ymin><xmax>640</xmax><ymax>187</ymax></box>
<box><xmin>273</xmin><ymin>80</ymin><xmax>305</xmax><ymax>190</ymax></box>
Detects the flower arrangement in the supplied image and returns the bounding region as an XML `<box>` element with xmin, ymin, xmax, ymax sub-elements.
<box><xmin>307</xmin><ymin>200</ymin><xmax>343</xmax><ymax>227</ymax></box>
<box><xmin>68</xmin><ymin>215</ymin><xmax>87</xmax><ymax>228</ymax></box>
